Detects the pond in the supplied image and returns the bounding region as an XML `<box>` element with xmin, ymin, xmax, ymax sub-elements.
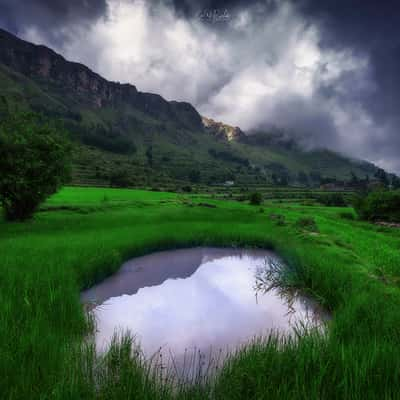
<box><xmin>82</xmin><ymin>247</ymin><xmax>325</xmax><ymax>380</ymax></box>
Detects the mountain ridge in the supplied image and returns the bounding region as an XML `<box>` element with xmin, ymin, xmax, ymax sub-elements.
<box><xmin>0</xmin><ymin>28</ymin><xmax>203</xmax><ymax>132</ymax></box>
<box><xmin>0</xmin><ymin>28</ymin><xmax>386</xmax><ymax>187</ymax></box>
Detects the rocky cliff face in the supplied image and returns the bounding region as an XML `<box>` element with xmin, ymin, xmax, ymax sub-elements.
<box><xmin>0</xmin><ymin>28</ymin><xmax>203</xmax><ymax>131</ymax></box>
<box><xmin>202</xmin><ymin>116</ymin><xmax>245</xmax><ymax>141</ymax></box>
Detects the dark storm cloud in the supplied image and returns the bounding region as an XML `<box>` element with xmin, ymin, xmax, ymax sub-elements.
<box><xmin>168</xmin><ymin>0</ymin><xmax>400</xmax><ymax>172</ymax></box>
<box><xmin>303</xmin><ymin>0</ymin><xmax>400</xmax><ymax>126</ymax></box>
<box><xmin>0</xmin><ymin>0</ymin><xmax>399</xmax><ymax>172</ymax></box>
<box><xmin>0</xmin><ymin>0</ymin><xmax>107</xmax><ymax>44</ymax></box>
<box><xmin>305</xmin><ymin>0</ymin><xmax>400</xmax><ymax>107</ymax></box>
<box><xmin>295</xmin><ymin>0</ymin><xmax>400</xmax><ymax>171</ymax></box>
<box><xmin>167</xmin><ymin>0</ymin><xmax>259</xmax><ymax>15</ymax></box>
<box><xmin>262</xmin><ymin>95</ymin><xmax>341</xmax><ymax>149</ymax></box>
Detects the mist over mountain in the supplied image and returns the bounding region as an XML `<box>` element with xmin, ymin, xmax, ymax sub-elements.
<box><xmin>1</xmin><ymin>0</ymin><xmax>399</xmax><ymax>173</ymax></box>
<box><xmin>0</xmin><ymin>27</ymin><xmax>387</xmax><ymax>188</ymax></box>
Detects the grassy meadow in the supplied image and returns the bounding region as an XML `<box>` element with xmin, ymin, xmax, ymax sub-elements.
<box><xmin>1</xmin><ymin>186</ymin><xmax>400</xmax><ymax>399</ymax></box>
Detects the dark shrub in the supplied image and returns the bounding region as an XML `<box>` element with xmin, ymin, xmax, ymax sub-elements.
<box><xmin>269</xmin><ymin>213</ymin><xmax>286</xmax><ymax>226</ymax></box>
<box><xmin>338</xmin><ymin>211</ymin><xmax>355</xmax><ymax>220</ymax></box>
<box><xmin>188</xmin><ymin>169</ymin><xmax>201</xmax><ymax>183</ymax></box>
<box><xmin>109</xmin><ymin>170</ymin><xmax>131</xmax><ymax>188</ymax></box>
<box><xmin>318</xmin><ymin>193</ymin><xmax>347</xmax><ymax>207</ymax></box>
<box><xmin>0</xmin><ymin>112</ymin><xmax>71</xmax><ymax>221</ymax></box>
<box><xmin>249</xmin><ymin>192</ymin><xmax>263</xmax><ymax>205</ymax></box>
<box><xmin>182</xmin><ymin>186</ymin><xmax>192</xmax><ymax>193</ymax></box>
<box><xmin>353</xmin><ymin>190</ymin><xmax>400</xmax><ymax>222</ymax></box>
<box><xmin>82</xmin><ymin>129</ymin><xmax>136</xmax><ymax>154</ymax></box>
<box><xmin>208</xmin><ymin>148</ymin><xmax>249</xmax><ymax>166</ymax></box>
<box><xmin>295</xmin><ymin>217</ymin><xmax>319</xmax><ymax>232</ymax></box>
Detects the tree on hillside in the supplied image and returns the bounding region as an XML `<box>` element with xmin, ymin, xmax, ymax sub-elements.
<box><xmin>350</xmin><ymin>171</ymin><xmax>359</xmax><ymax>185</ymax></box>
<box><xmin>0</xmin><ymin>112</ymin><xmax>71</xmax><ymax>221</ymax></box>
<box><xmin>249</xmin><ymin>192</ymin><xmax>263</xmax><ymax>205</ymax></box>
<box><xmin>279</xmin><ymin>171</ymin><xmax>289</xmax><ymax>186</ymax></box>
<box><xmin>188</xmin><ymin>169</ymin><xmax>201</xmax><ymax>183</ymax></box>
<box><xmin>109</xmin><ymin>169</ymin><xmax>131</xmax><ymax>188</ymax></box>
<box><xmin>146</xmin><ymin>145</ymin><xmax>153</xmax><ymax>167</ymax></box>
<box><xmin>392</xmin><ymin>175</ymin><xmax>400</xmax><ymax>189</ymax></box>
<box><xmin>353</xmin><ymin>190</ymin><xmax>400</xmax><ymax>222</ymax></box>
<box><xmin>0</xmin><ymin>96</ymin><xmax>9</xmax><ymax>119</ymax></box>
<box><xmin>374</xmin><ymin>168</ymin><xmax>389</xmax><ymax>187</ymax></box>
<box><xmin>297</xmin><ymin>171</ymin><xmax>309</xmax><ymax>186</ymax></box>
<box><xmin>271</xmin><ymin>171</ymin><xmax>289</xmax><ymax>186</ymax></box>
<box><xmin>309</xmin><ymin>170</ymin><xmax>322</xmax><ymax>185</ymax></box>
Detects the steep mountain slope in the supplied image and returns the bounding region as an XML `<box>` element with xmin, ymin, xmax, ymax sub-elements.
<box><xmin>0</xmin><ymin>29</ymin><xmax>202</xmax><ymax>130</ymax></box>
<box><xmin>0</xmin><ymin>28</ymin><xmax>382</xmax><ymax>187</ymax></box>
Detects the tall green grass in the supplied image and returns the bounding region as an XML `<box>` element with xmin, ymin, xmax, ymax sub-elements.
<box><xmin>1</xmin><ymin>187</ymin><xmax>400</xmax><ymax>399</ymax></box>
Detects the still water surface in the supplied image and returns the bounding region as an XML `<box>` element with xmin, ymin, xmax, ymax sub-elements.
<box><xmin>82</xmin><ymin>247</ymin><xmax>324</xmax><ymax>373</ymax></box>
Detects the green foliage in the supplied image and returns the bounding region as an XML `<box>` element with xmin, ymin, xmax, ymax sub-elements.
<box><xmin>338</xmin><ymin>211</ymin><xmax>355</xmax><ymax>220</ymax></box>
<box><xmin>374</xmin><ymin>167</ymin><xmax>389</xmax><ymax>187</ymax></box>
<box><xmin>0</xmin><ymin>112</ymin><xmax>71</xmax><ymax>220</ymax></box>
<box><xmin>391</xmin><ymin>174</ymin><xmax>400</xmax><ymax>189</ymax></box>
<box><xmin>80</xmin><ymin>125</ymin><xmax>137</xmax><ymax>154</ymax></box>
<box><xmin>317</xmin><ymin>193</ymin><xmax>347</xmax><ymax>207</ymax></box>
<box><xmin>109</xmin><ymin>169</ymin><xmax>132</xmax><ymax>188</ymax></box>
<box><xmin>309</xmin><ymin>170</ymin><xmax>322</xmax><ymax>184</ymax></box>
<box><xmin>181</xmin><ymin>185</ymin><xmax>192</xmax><ymax>193</ymax></box>
<box><xmin>249</xmin><ymin>192</ymin><xmax>263</xmax><ymax>205</ymax></box>
<box><xmin>188</xmin><ymin>169</ymin><xmax>201</xmax><ymax>183</ymax></box>
<box><xmin>269</xmin><ymin>213</ymin><xmax>286</xmax><ymax>226</ymax></box>
<box><xmin>353</xmin><ymin>190</ymin><xmax>400</xmax><ymax>222</ymax></box>
<box><xmin>145</xmin><ymin>145</ymin><xmax>153</xmax><ymax>167</ymax></box>
<box><xmin>0</xmin><ymin>95</ymin><xmax>9</xmax><ymax>119</ymax></box>
<box><xmin>297</xmin><ymin>171</ymin><xmax>309</xmax><ymax>185</ymax></box>
<box><xmin>295</xmin><ymin>217</ymin><xmax>319</xmax><ymax>232</ymax></box>
<box><xmin>208</xmin><ymin>148</ymin><xmax>250</xmax><ymax>166</ymax></box>
<box><xmin>271</xmin><ymin>170</ymin><xmax>290</xmax><ymax>186</ymax></box>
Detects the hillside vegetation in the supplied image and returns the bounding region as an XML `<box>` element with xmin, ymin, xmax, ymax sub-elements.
<box><xmin>0</xmin><ymin>28</ymin><xmax>384</xmax><ymax>188</ymax></box>
<box><xmin>353</xmin><ymin>190</ymin><xmax>400</xmax><ymax>222</ymax></box>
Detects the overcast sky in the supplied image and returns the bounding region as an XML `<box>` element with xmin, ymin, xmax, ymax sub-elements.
<box><xmin>1</xmin><ymin>0</ymin><xmax>399</xmax><ymax>173</ymax></box>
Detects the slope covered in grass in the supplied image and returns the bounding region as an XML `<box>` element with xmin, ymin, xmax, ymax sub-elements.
<box><xmin>1</xmin><ymin>187</ymin><xmax>400</xmax><ymax>399</ymax></box>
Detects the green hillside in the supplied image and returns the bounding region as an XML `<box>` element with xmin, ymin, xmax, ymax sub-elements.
<box><xmin>0</xmin><ymin>28</ymin><xmax>383</xmax><ymax>189</ymax></box>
